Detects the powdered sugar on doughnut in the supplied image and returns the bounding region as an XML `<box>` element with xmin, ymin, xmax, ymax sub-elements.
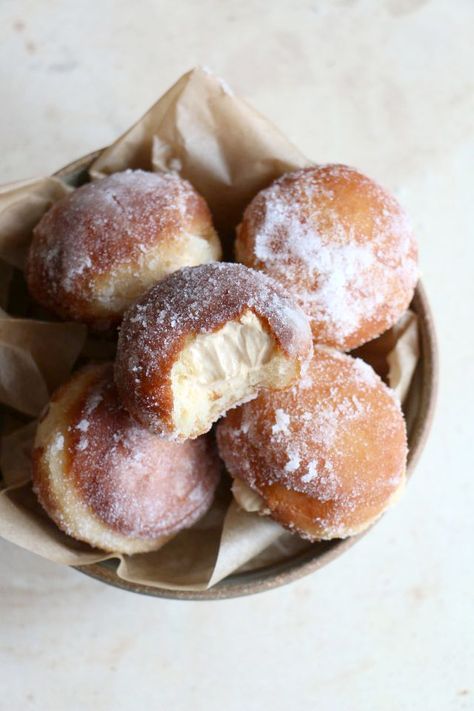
<box><xmin>34</xmin><ymin>171</ymin><xmax>194</xmax><ymax>284</ymax></box>
<box><xmin>237</xmin><ymin>165</ymin><xmax>419</xmax><ymax>349</ymax></box>
<box><xmin>65</xmin><ymin>365</ymin><xmax>220</xmax><ymax>538</ymax></box>
<box><xmin>120</xmin><ymin>263</ymin><xmax>311</xmax><ymax>355</ymax></box>
<box><xmin>217</xmin><ymin>346</ymin><xmax>407</xmax><ymax>538</ymax></box>
<box><xmin>272</xmin><ymin>409</ymin><xmax>291</xmax><ymax>436</ymax></box>
<box><xmin>27</xmin><ymin>169</ymin><xmax>220</xmax><ymax>325</ymax></box>
<box><xmin>115</xmin><ymin>263</ymin><xmax>313</xmax><ymax>436</ymax></box>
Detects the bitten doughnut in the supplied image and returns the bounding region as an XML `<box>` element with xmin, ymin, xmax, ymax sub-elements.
<box><xmin>236</xmin><ymin>164</ymin><xmax>418</xmax><ymax>350</ymax></box>
<box><xmin>32</xmin><ymin>364</ymin><xmax>221</xmax><ymax>554</ymax></box>
<box><xmin>217</xmin><ymin>347</ymin><xmax>407</xmax><ymax>540</ymax></box>
<box><xmin>115</xmin><ymin>263</ymin><xmax>313</xmax><ymax>441</ymax></box>
<box><xmin>26</xmin><ymin>170</ymin><xmax>221</xmax><ymax>328</ymax></box>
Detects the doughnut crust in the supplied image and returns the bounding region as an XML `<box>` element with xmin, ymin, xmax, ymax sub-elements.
<box><xmin>115</xmin><ymin>263</ymin><xmax>313</xmax><ymax>441</ymax></box>
<box><xmin>27</xmin><ymin>170</ymin><xmax>221</xmax><ymax>328</ymax></box>
<box><xmin>236</xmin><ymin>164</ymin><xmax>418</xmax><ymax>350</ymax></box>
<box><xmin>217</xmin><ymin>347</ymin><xmax>407</xmax><ymax>540</ymax></box>
<box><xmin>32</xmin><ymin>364</ymin><xmax>221</xmax><ymax>554</ymax></box>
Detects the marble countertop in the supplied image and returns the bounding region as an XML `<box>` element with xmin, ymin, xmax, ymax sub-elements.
<box><xmin>0</xmin><ymin>1</ymin><xmax>473</xmax><ymax>709</ymax></box>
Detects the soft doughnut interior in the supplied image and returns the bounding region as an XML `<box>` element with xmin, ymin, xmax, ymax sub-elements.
<box><xmin>171</xmin><ymin>310</ymin><xmax>299</xmax><ymax>439</ymax></box>
<box><xmin>86</xmin><ymin>228</ymin><xmax>219</xmax><ymax>318</ymax></box>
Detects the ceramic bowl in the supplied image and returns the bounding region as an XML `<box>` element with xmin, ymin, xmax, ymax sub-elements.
<box><xmin>53</xmin><ymin>153</ymin><xmax>438</xmax><ymax>600</ymax></box>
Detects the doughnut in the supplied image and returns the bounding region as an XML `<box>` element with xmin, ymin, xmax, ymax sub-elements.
<box><xmin>236</xmin><ymin>164</ymin><xmax>418</xmax><ymax>350</ymax></box>
<box><xmin>32</xmin><ymin>364</ymin><xmax>221</xmax><ymax>554</ymax></box>
<box><xmin>217</xmin><ymin>347</ymin><xmax>407</xmax><ymax>540</ymax></box>
<box><xmin>26</xmin><ymin>169</ymin><xmax>222</xmax><ymax>329</ymax></box>
<box><xmin>115</xmin><ymin>263</ymin><xmax>313</xmax><ymax>441</ymax></box>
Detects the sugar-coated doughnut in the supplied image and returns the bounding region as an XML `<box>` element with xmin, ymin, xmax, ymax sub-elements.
<box><xmin>115</xmin><ymin>263</ymin><xmax>313</xmax><ymax>441</ymax></box>
<box><xmin>27</xmin><ymin>170</ymin><xmax>221</xmax><ymax>329</ymax></box>
<box><xmin>217</xmin><ymin>347</ymin><xmax>407</xmax><ymax>540</ymax></box>
<box><xmin>236</xmin><ymin>164</ymin><xmax>418</xmax><ymax>350</ymax></box>
<box><xmin>32</xmin><ymin>364</ymin><xmax>221</xmax><ymax>554</ymax></box>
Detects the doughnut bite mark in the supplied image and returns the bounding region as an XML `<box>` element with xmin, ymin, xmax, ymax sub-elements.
<box><xmin>236</xmin><ymin>164</ymin><xmax>418</xmax><ymax>350</ymax></box>
<box><xmin>217</xmin><ymin>347</ymin><xmax>407</xmax><ymax>540</ymax></box>
<box><xmin>27</xmin><ymin>170</ymin><xmax>221</xmax><ymax>329</ymax></box>
<box><xmin>115</xmin><ymin>263</ymin><xmax>313</xmax><ymax>441</ymax></box>
<box><xmin>32</xmin><ymin>364</ymin><xmax>221</xmax><ymax>554</ymax></box>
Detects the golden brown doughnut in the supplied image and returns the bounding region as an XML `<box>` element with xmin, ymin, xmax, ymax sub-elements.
<box><xmin>26</xmin><ymin>170</ymin><xmax>221</xmax><ymax>329</ymax></box>
<box><xmin>32</xmin><ymin>364</ymin><xmax>221</xmax><ymax>554</ymax></box>
<box><xmin>236</xmin><ymin>164</ymin><xmax>418</xmax><ymax>350</ymax></box>
<box><xmin>115</xmin><ymin>263</ymin><xmax>313</xmax><ymax>441</ymax></box>
<box><xmin>217</xmin><ymin>347</ymin><xmax>407</xmax><ymax>540</ymax></box>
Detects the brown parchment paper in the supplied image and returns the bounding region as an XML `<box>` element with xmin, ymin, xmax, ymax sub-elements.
<box><xmin>0</xmin><ymin>67</ymin><xmax>420</xmax><ymax>591</ymax></box>
<box><xmin>90</xmin><ymin>66</ymin><xmax>310</xmax><ymax>255</ymax></box>
<box><xmin>0</xmin><ymin>177</ymin><xmax>72</xmax><ymax>269</ymax></box>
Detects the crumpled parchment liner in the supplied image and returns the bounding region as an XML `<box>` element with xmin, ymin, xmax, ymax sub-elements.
<box><xmin>0</xmin><ymin>67</ymin><xmax>420</xmax><ymax>591</ymax></box>
<box><xmin>0</xmin><ymin>319</ymin><xmax>86</xmax><ymax>416</ymax></box>
<box><xmin>90</xmin><ymin>67</ymin><xmax>310</xmax><ymax>255</ymax></box>
<box><xmin>0</xmin><ymin>177</ymin><xmax>72</xmax><ymax>269</ymax></box>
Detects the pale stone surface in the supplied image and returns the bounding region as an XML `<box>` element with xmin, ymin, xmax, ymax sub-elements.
<box><xmin>0</xmin><ymin>1</ymin><xmax>473</xmax><ymax>709</ymax></box>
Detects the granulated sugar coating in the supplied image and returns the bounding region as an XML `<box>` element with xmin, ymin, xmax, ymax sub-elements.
<box><xmin>32</xmin><ymin>364</ymin><xmax>221</xmax><ymax>554</ymax></box>
<box><xmin>236</xmin><ymin>164</ymin><xmax>419</xmax><ymax>350</ymax></box>
<box><xmin>217</xmin><ymin>347</ymin><xmax>407</xmax><ymax>540</ymax></box>
<box><xmin>115</xmin><ymin>263</ymin><xmax>313</xmax><ymax>439</ymax></box>
<box><xmin>26</xmin><ymin>170</ymin><xmax>221</xmax><ymax>328</ymax></box>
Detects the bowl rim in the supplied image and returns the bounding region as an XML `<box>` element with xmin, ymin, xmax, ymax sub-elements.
<box><xmin>54</xmin><ymin>152</ymin><xmax>438</xmax><ymax>600</ymax></box>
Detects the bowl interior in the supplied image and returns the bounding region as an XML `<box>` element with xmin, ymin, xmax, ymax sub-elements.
<box><xmin>51</xmin><ymin>154</ymin><xmax>438</xmax><ymax>600</ymax></box>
